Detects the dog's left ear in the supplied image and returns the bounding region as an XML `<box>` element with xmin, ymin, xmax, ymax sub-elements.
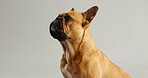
<box><xmin>82</xmin><ymin>6</ymin><xmax>99</xmax><ymax>27</ymax></box>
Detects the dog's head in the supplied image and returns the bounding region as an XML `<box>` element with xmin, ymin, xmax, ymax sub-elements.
<box><xmin>50</xmin><ymin>6</ymin><xmax>98</xmax><ymax>41</ymax></box>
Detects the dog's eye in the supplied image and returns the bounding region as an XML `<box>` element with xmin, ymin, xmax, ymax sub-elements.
<box><xmin>64</xmin><ymin>15</ymin><xmax>72</xmax><ymax>22</ymax></box>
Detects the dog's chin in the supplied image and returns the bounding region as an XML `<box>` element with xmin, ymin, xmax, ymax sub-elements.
<box><xmin>50</xmin><ymin>21</ymin><xmax>67</xmax><ymax>41</ymax></box>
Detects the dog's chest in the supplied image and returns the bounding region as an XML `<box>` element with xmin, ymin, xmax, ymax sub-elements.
<box><xmin>62</xmin><ymin>64</ymin><xmax>72</xmax><ymax>78</ymax></box>
<box><xmin>61</xmin><ymin>50</ymin><xmax>72</xmax><ymax>78</ymax></box>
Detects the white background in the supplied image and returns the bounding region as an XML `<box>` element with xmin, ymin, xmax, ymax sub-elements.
<box><xmin>0</xmin><ymin>0</ymin><xmax>148</xmax><ymax>78</ymax></box>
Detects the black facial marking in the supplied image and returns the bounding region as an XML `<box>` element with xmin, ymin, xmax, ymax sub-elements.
<box><xmin>64</xmin><ymin>14</ymin><xmax>72</xmax><ymax>23</ymax></box>
<box><xmin>50</xmin><ymin>16</ymin><xmax>67</xmax><ymax>41</ymax></box>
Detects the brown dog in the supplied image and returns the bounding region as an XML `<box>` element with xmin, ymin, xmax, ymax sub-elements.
<box><xmin>50</xmin><ymin>6</ymin><xmax>131</xmax><ymax>78</ymax></box>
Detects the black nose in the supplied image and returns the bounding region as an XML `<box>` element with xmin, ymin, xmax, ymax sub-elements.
<box><xmin>50</xmin><ymin>21</ymin><xmax>56</xmax><ymax>37</ymax></box>
<box><xmin>49</xmin><ymin>19</ymin><xmax>67</xmax><ymax>41</ymax></box>
<box><xmin>56</xmin><ymin>16</ymin><xmax>62</xmax><ymax>20</ymax></box>
<box><xmin>50</xmin><ymin>21</ymin><xmax>55</xmax><ymax>32</ymax></box>
<box><xmin>50</xmin><ymin>19</ymin><xmax>63</xmax><ymax>32</ymax></box>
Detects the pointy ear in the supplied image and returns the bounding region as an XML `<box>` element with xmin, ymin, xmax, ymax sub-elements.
<box><xmin>82</xmin><ymin>6</ymin><xmax>99</xmax><ymax>27</ymax></box>
<box><xmin>71</xmin><ymin>8</ymin><xmax>75</xmax><ymax>11</ymax></box>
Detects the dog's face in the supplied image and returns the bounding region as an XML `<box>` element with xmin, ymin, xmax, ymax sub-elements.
<box><xmin>50</xmin><ymin>6</ymin><xmax>98</xmax><ymax>42</ymax></box>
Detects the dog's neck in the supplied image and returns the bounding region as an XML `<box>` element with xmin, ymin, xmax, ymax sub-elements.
<box><xmin>60</xmin><ymin>28</ymin><xmax>97</xmax><ymax>58</ymax></box>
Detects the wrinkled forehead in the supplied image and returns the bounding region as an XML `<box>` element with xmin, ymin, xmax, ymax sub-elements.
<box><xmin>59</xmin><ymin>11</ymin><xmax>83</xmax><ymax>22</ymax></box>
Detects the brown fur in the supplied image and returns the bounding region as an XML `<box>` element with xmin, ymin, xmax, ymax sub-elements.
<box><xmin>54</xmin><ymin>6</ymin><xmax>131</xmax><ymax>78</ymax></box>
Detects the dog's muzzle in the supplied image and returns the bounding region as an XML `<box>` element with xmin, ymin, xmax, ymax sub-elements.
<box><xmin>50</xmin><ymin>17</ymin><xmax>67</xmax><ymax>41</ymax></box>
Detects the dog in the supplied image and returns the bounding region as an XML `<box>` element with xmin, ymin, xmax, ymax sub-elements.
<box><xmin>50</xmin><ymin>6</ymin><xmax>131</xmax><ymax>78</ymax></box>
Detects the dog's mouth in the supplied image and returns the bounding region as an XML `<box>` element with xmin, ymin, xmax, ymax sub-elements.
<box><xmin>50</xmin><ymin>17</ymin><xmax>67</xmax><ymax>41</ymax></box>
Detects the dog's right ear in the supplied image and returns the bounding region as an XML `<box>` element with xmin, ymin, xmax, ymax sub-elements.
<box><xmin>71</xmin><ymin>8</ymin><xmax>75</xmax><ymax>11</ymax></box>
<box><xmin>82</xmin><ymin>6</ymin><xmax>99</xmax><ymax>27</ymax></box>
